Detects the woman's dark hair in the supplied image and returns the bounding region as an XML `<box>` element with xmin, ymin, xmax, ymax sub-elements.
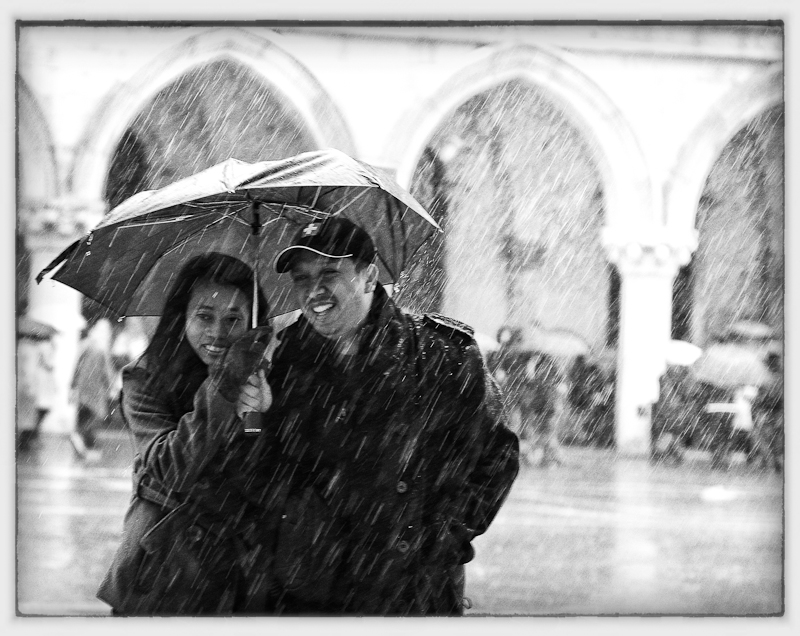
<box><xmin>142</xmin><ymin>253</ymin><xmax>269</xmax><ymax>382</ymax></box>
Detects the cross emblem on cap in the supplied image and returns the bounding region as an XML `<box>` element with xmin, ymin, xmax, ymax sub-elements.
<box><xmin>302</xmin><ymin>222</ymin><xmax>321</xmax><ymax>237</ymax></box>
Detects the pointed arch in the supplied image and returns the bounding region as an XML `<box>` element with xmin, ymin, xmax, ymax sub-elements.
<box><xmin>664</xmin><ymin>64</ymin><xmax>783</xmax><ymax>232</ymax></box>
<box><xmin>17</xmin><ymin>78</ymin><xmax>59</xmax><ymax>203</ymax></box>
<box><xmin>386</xmin><ymin>43</ymin><xmax>653</xmax><ymax>227</ymax></box>
<box><xmin>69</xmin><ymin>27</ymin><xmax>354</xmax><ymax>201</ymax></box>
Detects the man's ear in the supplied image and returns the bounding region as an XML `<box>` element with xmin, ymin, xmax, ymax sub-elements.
<box><xmin>364</xmin><ymin>262</ymin><xmax>379</xmax><ymax>292</ymax></box>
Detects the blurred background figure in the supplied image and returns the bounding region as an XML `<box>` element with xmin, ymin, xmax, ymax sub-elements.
<box><xmin>750</xmin><ymin>351</ymin><xmax>783</xmax><ymax>473</ymax></box>
<box><xmin>30</xmin><ymin>338</ymin><xmax>56</xmax><ymax>446</ymax></box>
<box><xmin>489</xmin><ymin>326</ymin><xmax>562</xmax><ymax>467</ymax></box>
<box><xmin>651</xmin><ymin>365</ymin><xmax>693</xmax><ymax>464</ymax></box>
<box><xmin>70</xmin><ymin>319</ymin><xmax>116</xmax><ymax>460</ymax></box>
<box><xmin>567</xmin><ymin>355</ymin><xmax>615</xmax><ymax>449</ymax></box>
<box><xmin>521</xmin><ymin>353</ymin><xmax>562</xmax><ymax>466</ymax></box>
<box><xmin>16</xmin><ymin>316</ymin><xmax>58</xmax><ymax>452</ymax></box>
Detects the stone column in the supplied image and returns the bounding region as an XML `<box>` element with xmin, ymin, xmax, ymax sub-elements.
<box><xmin>602</xmin><ymin>227</ymin><xmax>696</xmax><ymax>456</ymax></box>
<box><xmin>19</xmin><ymin>198</ymin><xmax>106</xmax><ymax>433</ymax></box>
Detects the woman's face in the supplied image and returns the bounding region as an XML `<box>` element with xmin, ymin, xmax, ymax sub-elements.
<box><xmin>184</xmin><ymin>280</ymin><xmax>251</xmax><ymax>366</ymax></box>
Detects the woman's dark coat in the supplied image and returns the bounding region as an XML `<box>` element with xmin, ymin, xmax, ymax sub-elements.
<box><xmin>96</xmin><ymin>347</ymin><xmax>278</xmax><ymax>615</ymax></box>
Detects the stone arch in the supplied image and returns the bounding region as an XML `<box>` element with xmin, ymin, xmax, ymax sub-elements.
<box><xmin>69</xmin><ymin>27</ymin><xmax>354</xmax><ymax>202</ymax></box>
<box><xmin>665</xmin><ymin>64</ymin><xmax>784</xmax><ymax>344</ymax></box>
<box><xmin>664</xmin><ymin>64</ymin><xmax>783</xmax><ymax>232</ymax></box>
<box><xmin>17</xmin><ymin>78</ymin><xmax>59</xmax><ymax>204</ymax></box>
<box><xmin>386</xmin><ymin>43</ymin><xmax>653</xmax><ymax>227</ymax></box>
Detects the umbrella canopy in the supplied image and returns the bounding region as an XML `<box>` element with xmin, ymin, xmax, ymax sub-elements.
<box><xmin>17</xmin><ymin>315</ymin><xmax>58</xmax><ymax>341</ymax></box>
<box><xmin>724</xmin><ymin>320</ymin><xmax>778</xmax><ymax>342</ymax></box>
<box><xmin>474</xmin><ymin>332</ymin><xmax>501</xmax><ymax>355</ymax></box>
<box><xmin>666</xmin><ymin>339</ymin><xmax>702</xmax><ymax>367</ymax></box>
<box><xmin>689</xmin><ymin>342</ymin><xmax>779</xmax><ymax>390</ymax></box>
<box><xmin>37</xmin><ymin>149</ymin><xmax>440</xmax><ymax>321</ymax></box>
<box><xmin>525</xmin><ymin>327</ymin><xmax>590</xmax><ymax>359</ymax></box>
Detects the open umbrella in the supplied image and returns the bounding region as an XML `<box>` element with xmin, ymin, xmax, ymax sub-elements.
<box><xmin>473</xmin><ymin>332</ymin><xmax>501</xmax><ymax>359</ymax></box>
<box><xmin>724</xmin><ymin>320</ymin><xmax>778</xmax><ymax>342</ymax></box>
<box><xmin>525</xmin><ymin>327</ymin><xmax>590</xmax><ymax>359</ymax></box>
<box><xmin>37</xmin><ymin>148</ymin><xmax>441</xmax><ymax>324</ymax></box>
<box><xmin>17</xmin><ymin>315</ymin><xmax>58</xmax><ymax>341</ymax></box>
<box><xmin>666</xmin><ymin>339</ymin><xmax>702</xmax><ymax>367</ymax></box>
<box><xmin>689</xmin><ymin>342</ymin><xmax>779</xmax><ymax>390</ymax></box>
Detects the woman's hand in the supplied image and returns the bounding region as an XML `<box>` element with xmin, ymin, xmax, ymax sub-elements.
<box><xmin>236</xmin><ymin>369</ymin><xmax>272</xmax><ymax>418</ymax></box>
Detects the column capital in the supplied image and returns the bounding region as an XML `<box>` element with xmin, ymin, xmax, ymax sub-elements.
<box><xmin>602</xmin><ymin>226</ymin><xmax>698</xmax><ymax>276</ymax></box>
<box><xmin>19</xmin><ymin>197</ymin><xmax>107</xmax><ymax>242</ymax></box>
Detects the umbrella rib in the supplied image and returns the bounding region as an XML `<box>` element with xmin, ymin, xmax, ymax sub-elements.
<box><xmin>330</xmin><ymin>187</ymin><xmax>374</xmax><ymax>216</ymax></box>
<box><xmin>153</xmin><ymin>214</ymin><xmax>244</xmax><ymax>260</ymax></box>
<box><xmin>310</xmin><ymin>186</ymin><xmax>322</xmax><ymax>209</ymax></box>
<box><xmin>113</xmin><ymin>209</ymin><xmax>225</xmax><ymax>229</ymax></box>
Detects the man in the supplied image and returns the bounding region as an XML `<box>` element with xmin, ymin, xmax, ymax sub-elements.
<box><xmin>254</xmin><ymin>217</ymin><xmax>519</xmax><ymax>615</ymax></box>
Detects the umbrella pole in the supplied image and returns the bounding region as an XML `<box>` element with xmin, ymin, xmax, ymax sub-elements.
<box><xmin>245</xmin><ymin>200</ymin><xmax>263</xmax><ymax>436</ymax></box>
<box><xmin>252</xmin><ymin>266</ymin><xmax>258</xmax><ymax>329</ymax></box>
<box><xmin>250</xmin><ymin>200</ymin><xmax>261</xmax><ymax>329</ymax></box>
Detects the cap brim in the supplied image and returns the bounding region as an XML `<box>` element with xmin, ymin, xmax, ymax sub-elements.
<box><xmin>274</xmin><ymin>246</ymin><xmax>354</xmax><ymax>273</ymax></box>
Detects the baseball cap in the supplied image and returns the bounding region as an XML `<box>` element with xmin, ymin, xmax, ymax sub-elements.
<box><xmin>274</xmin><ymin>217</ymin><xmax>377</xmax><ymax>273</ymax></box>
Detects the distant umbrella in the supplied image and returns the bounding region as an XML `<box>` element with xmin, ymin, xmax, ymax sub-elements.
<box><xmin>474</xmin><ymin>332</ymin><xmax>501</xmax><ymax>355</ymax></box>
<box><xmin>725</xmin><ymin>320</ymin><xmax>778</xmax><ymax>342</ymax></box>
<box><xmin>592</xmin><ymin>348</ymin><xmax>617</xmax><ymax>375</ymax></box>
<box><xmin>666</xmin><ymin>339</ymin><xmax>702</xmax><ymax>367</ymax></box>
<box><xmin>17</xmin><ymin>315</ymin><xmax>58</xmax><ymax>341</ymax></box>
<box><xmin>689</xmin><ymin>342</ymin><xmax>779</xmax><ymax>390</ymax></box>
<box><xmin>525</xmin><ymin>327</ymin><xmax>590</xmax><ymax>358</ymax></box>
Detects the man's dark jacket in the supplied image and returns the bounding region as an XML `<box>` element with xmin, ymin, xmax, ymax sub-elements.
<box><xmin>260</xmin><ymin>286</ymin><xmax>519</xmax><ymax>615</ymax></box>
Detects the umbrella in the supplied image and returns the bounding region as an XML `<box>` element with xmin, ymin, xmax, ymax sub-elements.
<box><xmin>37</xmin><ymin>148</ymin><xmax>441</xmax><ymax>323</ymax></box>
<box><xmin>525</xmin><ymin>327</ymin><xmax>590</xmax><ymax>359</ymax></box>
<box><xmin>474</xmin><ymin>332</ymin><xmax>500</xmax><ymax>357</ymax></box>
<box><xmin>666</xmin><ymin>339</ymin><xmax>702</xmax><ymax>367</ymax></box>
<box><xmin>724</xmin><ymin>320</ymin><xmax>778</xmax><ymax>342</ymax></box>
<box><xmin>689</xmin><ymin>342</ymin><xmax>779</xmax><ymax>390</ymax></box>
<box><xmin>17</xmin><ymin>315</ymin><xmax>58</xmax><ymax>341</ymax></box>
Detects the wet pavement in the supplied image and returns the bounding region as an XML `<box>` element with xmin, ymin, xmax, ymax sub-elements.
<box><xmin>15</xmin><ymin>430</ymin><xmax>784</xmax><ymax>617</ymax></box>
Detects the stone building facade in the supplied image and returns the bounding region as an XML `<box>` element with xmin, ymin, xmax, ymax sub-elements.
<box><xmin>16</xmin><ymin>23</ymin><xmax>784</xmax><ymax>454</ymax></box>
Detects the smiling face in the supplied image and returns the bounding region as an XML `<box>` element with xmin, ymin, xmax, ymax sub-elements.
<box><xmin>288</xmin><ymin>252</ymin><xmax>377</xmax><ymax>343</ymax></box>
<box><xmin>184</xmin><ymin>280</ymin><xmax>251</xmax><ymax>366</ymax></box>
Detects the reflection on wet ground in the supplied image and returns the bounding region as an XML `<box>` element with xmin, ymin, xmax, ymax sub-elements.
<box><xmin>16</xmin><ymin>431</ymin><xmax>783</xmax><ymax>616</ymax></box>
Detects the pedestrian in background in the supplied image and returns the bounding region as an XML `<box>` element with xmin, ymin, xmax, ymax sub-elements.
<box><xmin>521</xmin><ymin>353</ymin><xmax>562</xmax><ymax>466</ymax></box>
<box><xmin>70</xmin><ymin>318</ymin><xmax>117</xmax><ymax>459</ymax></box>
<box><xmin>32</xmin><ymin>337</ymin><xmax>56</xmax><ymax>436</ymax></box>
<box><xmin>489</xmin><ymin>326</ymin><xmax>532</xmax><ymax>455</ymax></box>
<box><xmin>18</xmin><ymin>336</ymin><xmax>56</xmax><ymax>451</ymax></box>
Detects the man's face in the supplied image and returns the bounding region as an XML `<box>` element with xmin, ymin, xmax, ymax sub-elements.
<box><xmin>288</xmin><ymin>253</ymin><xmax>376</xmax><ymax>340</ymax></box>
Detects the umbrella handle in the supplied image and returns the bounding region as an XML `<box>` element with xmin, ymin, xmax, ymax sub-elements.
<box><xmin>243</xmin><ymin>411</ymin><xmax>262</xmax><ymax>436</ymax></box>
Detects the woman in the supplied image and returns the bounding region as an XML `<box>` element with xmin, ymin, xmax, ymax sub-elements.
<box><xmin>97</xmin><ymin>253</ymin><xmax>276</xmax><ymax>616</ymax></box>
